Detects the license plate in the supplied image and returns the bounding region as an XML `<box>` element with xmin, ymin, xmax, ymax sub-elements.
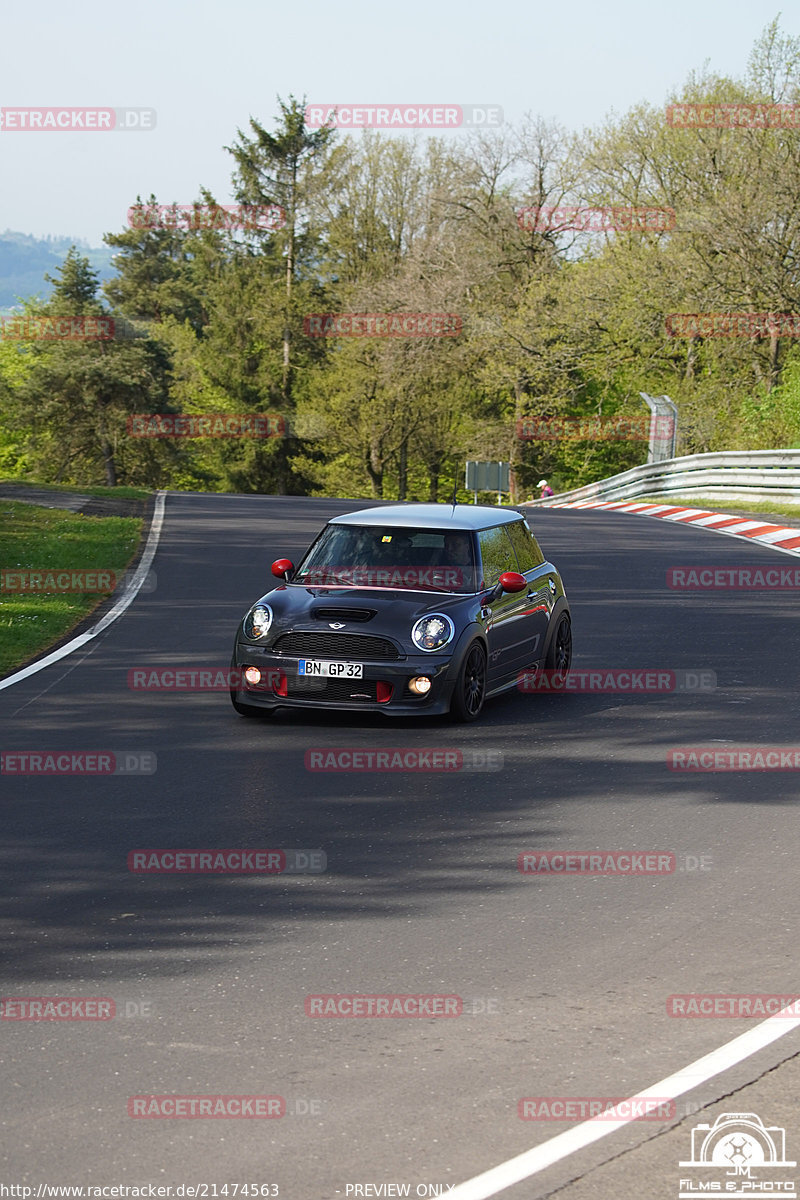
<box><xmin>298</xmin><ymin>659</ymin><xmax>364</xmax><ymax>678</ymax></box>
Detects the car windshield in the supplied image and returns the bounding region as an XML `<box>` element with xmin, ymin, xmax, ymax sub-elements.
<box><xmin>292</xmin><ymin>524</ymin><xmax>478</xmax><ymax>594</ymax></box>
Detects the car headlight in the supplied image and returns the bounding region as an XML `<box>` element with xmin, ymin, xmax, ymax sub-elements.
<box><xmin>411</xmin><ymin>613</ymin><xmax>454</xmax><ymax>652</ymax></box>
<box><xmin>243</xmin><ymin>603</ymin><xmax>273</xmax><ymax>640</ymax></box>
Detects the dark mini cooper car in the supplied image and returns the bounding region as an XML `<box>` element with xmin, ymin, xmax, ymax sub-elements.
<box><xmin>230</xmin><ymin>504</ymin><xmax>571</xmax><ymax>722</ymax></box>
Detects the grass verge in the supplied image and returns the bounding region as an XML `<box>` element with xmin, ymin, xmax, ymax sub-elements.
<box><xmin>0</xmin><ymin>501</ymin><xmax>143</xmax><ymax>677</ymax></box>
<box><xmin>0</xmin><ymin>479</ymin><xmax>151</xmax><ymax>501</ymax></box>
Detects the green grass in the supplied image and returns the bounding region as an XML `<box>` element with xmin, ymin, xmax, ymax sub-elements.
<box><xmin>0</xmin><ymin>501</ymin><xmax>143</xmax><ymax>676</ymax></box>
<box><xmin>0</xmin><ymin>478</ymin><xmax>151</xmax><ymax>501</ymax></box>
<box><xmin>635</xmin><ymin>495</ymin><xmax>800</xmax><ymax>520</ymax></box>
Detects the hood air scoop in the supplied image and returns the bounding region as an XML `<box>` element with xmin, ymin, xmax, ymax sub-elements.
<box><xmin>311</xmin><ymin>606</ymin><xmax>377</xmax><ymax>623</ymax></box>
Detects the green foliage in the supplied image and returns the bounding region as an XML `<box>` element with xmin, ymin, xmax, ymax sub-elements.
<box><xmin>3</xmin><ymin>26</ymin><xmax>800</xmax><ymax>500</ymax></box>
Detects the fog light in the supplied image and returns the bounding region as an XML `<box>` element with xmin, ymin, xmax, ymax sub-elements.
<box><xmin>409</xmin><ymin>676</ymin><xmax>432</xmax><ymax>695</ymax></box>
<box><xmin>244</xmin><ymin>666</ymin><xmax>262</xmax><ymax>686</ymax></box>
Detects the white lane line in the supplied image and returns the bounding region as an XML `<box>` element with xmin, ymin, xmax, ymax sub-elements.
<box><xmin>447</xmin><ymin>1004</ymin><xmax>800</xmax><ymax>1199</ymax></box>
<box><xmin>0</xmin><ymin>491</ymin><xmax>166</xmax><ymax>692</ymax></box>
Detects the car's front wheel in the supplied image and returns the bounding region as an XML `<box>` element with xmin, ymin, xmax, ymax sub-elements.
<box><xmin>545</xmin><ymin>613</ymin><xmax>572</xmax><ymax>672</ymax></box>
<box><xmin>450</xmin><ymin>641</ymin><xmax>487</xmax><ymax>723</ymax></box>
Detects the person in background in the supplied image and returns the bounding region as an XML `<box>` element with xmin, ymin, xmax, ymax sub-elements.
<box><xmin>538</xmin><ymin>479</ymin><xmax>554</xmax><ymax>498</ymax></box>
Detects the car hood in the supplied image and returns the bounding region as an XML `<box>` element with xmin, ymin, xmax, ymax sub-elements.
<box><xmin>254</xmin><ymin>584</ymin><xmax>477</xmax><ymax>625</ymax></box>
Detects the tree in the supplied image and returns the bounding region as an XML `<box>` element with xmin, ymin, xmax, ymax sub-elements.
<box><xmin>103</xmin><ymin>194</ymin><xmax>216</xmax><ymax>331</ymax></box>
<box><xmin>227</xmin><ymin>96</ymin><xmax>336</xmax><ymax>405</ymax></box>
<box><xmin>45</xmin><ymin>246</ymin><xmax>101</xmax><ymax>308</ymax></box>
<box><xmin>10</xmin><ymin>250</ymin><xmax>172</xmax><ymax>486</ymax></box>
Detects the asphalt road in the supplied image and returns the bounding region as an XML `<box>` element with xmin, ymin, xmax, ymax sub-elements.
<box><xmin>2</xmin><ymin>492</ymin><xmax>800</xmax><ymax>1198</ymax></box>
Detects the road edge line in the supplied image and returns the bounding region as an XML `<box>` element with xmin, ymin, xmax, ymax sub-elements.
<box><xmin>447</xmin><ymin>1004</ymin><xmax>800</xmax><ymax>1198</ymax></box>
<box><xmin>0</xmin><ymin>490</ymin><xmax>167</xmax><ymax>692</ymax></box>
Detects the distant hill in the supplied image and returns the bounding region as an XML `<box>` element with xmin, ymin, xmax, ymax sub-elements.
<box><xmin>0</xmin><ymin>230</ymin><xmax>117</xmax><ymax>313</ymax></box>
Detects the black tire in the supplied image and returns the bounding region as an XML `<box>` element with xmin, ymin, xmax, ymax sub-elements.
<box><xmin>449</xmin><ymin>640</ymin><xmax>487</xmax><ymax>723</ymax></box>
<box><xmin>545</xmin><ymin>613</ymin><xmax>572</xmax><ymax>672</ymax></box>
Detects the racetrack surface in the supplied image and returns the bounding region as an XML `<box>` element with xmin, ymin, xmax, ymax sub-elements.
<box><xmin>2</xmin><ymin>492</ymin><xmax>800</xmax><ymax>1198</ymax></box>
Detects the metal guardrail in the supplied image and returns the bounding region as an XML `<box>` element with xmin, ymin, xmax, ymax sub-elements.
<box><xmin>524</xmin><ymin>449</ymin><xmax>800</xmax><ymax>507</ymax></box>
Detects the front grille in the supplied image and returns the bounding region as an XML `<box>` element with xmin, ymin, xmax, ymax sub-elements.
<box><xmin>272</xmin><ymin>632</ymin><xmax>401</xmax><ymax>661</ymax></box>
<box><xmin>289</xmin><ymin>676</ymin><xmax>378</xmax><ymax>702</ymax></box>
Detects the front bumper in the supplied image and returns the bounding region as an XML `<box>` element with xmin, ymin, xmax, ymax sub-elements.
<box><xmin>232</xmin><ymin>642</ymin><xmax>458</xmax><ymax>717</ymax></box>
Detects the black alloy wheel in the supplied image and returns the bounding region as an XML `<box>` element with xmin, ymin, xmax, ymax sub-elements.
<box><xmin>450</xmin><ymin>641</ymin><xmax>487</xmax><ymax>722</ymax></box>
<box><xmin>546</xmin><ymin>614</ymin><xmax>572</xmax><ymax>672</ymax></box>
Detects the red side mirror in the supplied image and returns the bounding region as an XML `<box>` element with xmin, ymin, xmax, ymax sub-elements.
<box><xmin>271</xmin><ymin>558</ymin><xmax>294</xmax><ymax>580</ymax></box>
<box><xmin>499</xmin><ymin>571</ymin><xmax>527</xmax><ymax>594</ymax></box>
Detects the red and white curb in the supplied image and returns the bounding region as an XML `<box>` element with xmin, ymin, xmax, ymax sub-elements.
<box><xmin>536</xmin><ymin>499</ymin><xmax>800</xmax><ymax>557</ymax></box>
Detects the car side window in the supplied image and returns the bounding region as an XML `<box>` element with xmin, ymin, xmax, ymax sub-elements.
<box><xmin>506</xmin><ymin>519</ymin><xmax>545</xmax><ymax>571</ymax></box>
<box><xmin>478</xmin><ymin>525</ymin><xmax>518</xmax><ymax>588</ymax></box>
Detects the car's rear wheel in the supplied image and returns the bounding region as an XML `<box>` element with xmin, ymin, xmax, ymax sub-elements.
<box><xmin>545</xmin><ymin>613</ymin><xmax>572</xmax><ymax>672</ymax></box>
<box><xmin>450</xmin><ymin>641</ymin><xmax>487</xmax><ymax>723</ymax></box>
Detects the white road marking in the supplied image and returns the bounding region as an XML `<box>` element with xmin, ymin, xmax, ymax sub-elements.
<box><xmin>0</xmin><ymin>491</ymin><xmax>166</xmax><ymax>691</ymax></box>
<box><xmin>447</xmin><ymin>1003</ymin><xmax>800</xmax><ymax>1199</ymax></box>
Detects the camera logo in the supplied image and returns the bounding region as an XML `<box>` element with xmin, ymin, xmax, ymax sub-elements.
<box><xmin>678</xmin><ymin>1112</ymin><xmax>796</xmax><ymax>1198</ymax></box>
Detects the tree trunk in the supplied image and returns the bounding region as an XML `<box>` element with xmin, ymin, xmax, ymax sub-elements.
<box><xmin>282</xmin><ymin>160</ymin><xmax>298</xmax><ymax>408</ymax></box>
<box><xmin>100</xmin><ymin>437</ymin><xmax>117</xmax><ymax>487</ymax></box>
<box><xmin>768</xmin><ymin>332</ymin><xmax>781</xmax><ymax>390</ymax></box>
<box><xmin>366</xmin><ymin>442</ymin><xmax>384</xmax><ymax>497</ymax></box>
<box><xmin>282</xmin><ymin>238</ymin><xmax>293</xmax><ymax>405</ymax></box>
<box><xmin>397</xmin><ymin>439</ymin><xmax>408</xmax><ymax>500</ymax></box>
<box><xmin>427</xmin><ymin>457</ymin><xmax>442</xmax><ymax>501</ymax></box>
<box><xmin>273</xmin><ymin>439</ymin><xmax>289</xmax><ymax>495</ymax></box>
<box><xmin>509</xmin><ymin>376</ymin><xmax>526</xmax><ymax>502</ymax></box>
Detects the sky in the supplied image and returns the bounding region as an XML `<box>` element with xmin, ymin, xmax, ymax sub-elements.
<box><xmin>0</xmin><ymin>0</ymin><xmax>786</xmax><ymax>247</ymax></box>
